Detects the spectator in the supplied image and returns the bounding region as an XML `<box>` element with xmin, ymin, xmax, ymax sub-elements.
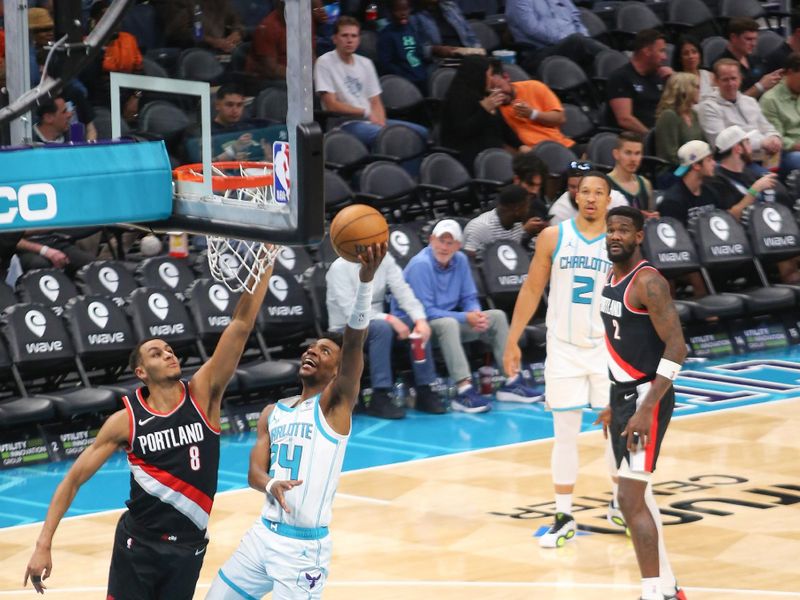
<box><xmin>28</xmin><ymin>7</ymin><xmax>53</xmax><ymax>86</ymax></box>
<box><xmin>463</xmin><ymin>185</ymin><xmax>533</xmax><ymax>257</ymax></box>
<box><xmin>488</xmin><ymin>58</ymin><xmax>577</xmax><ymax>153</ymax></box>
<box><xmin>708</xmin><ymin>126</ymin><xmax>799</xmax><ymax>283</ymax></box>
<box><xmin>207</xmin><ymin>84</ymin><xmax>271</xmax><ymax>161</ymax></box>
<box><xmin>659</xmin><ymin>140</ymin><xmax>720</xmax><ymax>226</ymax></box>
<box><xmin>398</xmin><ymin>219</ymin><xmax>542</xmax><ymax>412</ymax></box>
<box><xmin>315</xmin><ymin>16</ymin><xmax>429</xmax><ymax>147</ymax></box>
<box><xmin>409</xmin><ymin>0</ymin><xmax>484</xmax><ymax>61</ymax></box>
<box><xmin>720</xmin><ymin>17</ymin><xmax>782</xmax><ymax>99</ymax></box>
<box><xmin>246</xmin><ymin>0</ymin><xmax>320</xmax><ymax>82</ymax></box>
<box><xmin>512</xmin><ymin>151</ymin><xmax>550</xmax><ymax>245</ymax></box>
<box><xmin>326</xmin><ymin>252</ymin><xmax>446</xmax><ymax>418</ymax></box>
<box><xmin>759</xmin><ymin>52</ymin><xmax>800</xmax><ymax>178</ymax></box>
<box><xmin>672</xmin><ymin>35</ymin><xmax>715</xmax><ymax>99</ymax></box>
<box><xmin>607</xmin><ymin>29</ymin><xmax>671</xmax><ymax>134</ymax></box>
<box><xmin>33</xmin><ymin>97</ymin><xmax>71</xmax><ymax>143</ymax></box>
<box><xmin>764</xmin><ymin>11</ymin><xmax>800</xmax><ymax>74</ymax></box>
<box><xmin>607</xmin><ymin>132</ymin><xmax>658</xmax><ymax>218</ymax></box>
<box><xmin>440</xmin><ymin>55</ymin><xmax>524</xmax><ymax>171</ymax></box>
<box><xmin>378</xmin><ymin>0</ymin><xmax>429</xmax><ymax>93</ymax></box>
<box><xmin>654</xmin><ymin>72</ymin><xmax>706</xmax><ymax>187</ymax></box>
<box><xmin>697</xmin><ymin>58</ymin><xmax>782</xmax><ymax>164</ymax></box>
<box><xmin>548</xmin><ymin>161</ymin><xmax>628</xmax><ymax>225</ymax></box>
<box><xmin>156</xmin><ymin>0</ymin><xmax>243</xmax><ymax>53</ymax></box>
<box><xmin>15</xmin><ymin>231</ymin><xmax>95</xmax><ymax>276</ymax></box>
<box><xmin>504</xmin><ymin>0</ymin><xmax>609</xmax><ymax>73</ymax></box>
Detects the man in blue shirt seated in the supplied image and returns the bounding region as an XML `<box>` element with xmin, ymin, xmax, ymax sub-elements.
<box><xmin>396</xmin><ymin>219</ymin><xmax>541</xmax><ymax>413</ymax></box>
<box><xmin>504</xmin><ymin>0</ymin><xmax>609</xmax><ymax>73</ymax></box>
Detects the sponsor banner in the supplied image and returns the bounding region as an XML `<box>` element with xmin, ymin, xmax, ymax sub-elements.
<box><xmin>0</xmin><ymin>432</ymin><xmax>52</xmax><ymax>469</ymax></box>
<box><xmin>0</xmin><ymin>142</ymin><xmax>172</xmax><ymax>232</ymax></box>
<box><xmin>41</xmin><ymin>421</ymin><xmax>102</xmax><ymax>461</ymax></box>
<box><xmin>689</xmin><ymin>331</ymin><xmax>734</xmax><ymax>358</ymax></box>
<box><xmin>733</xmin><ymin>322</ymin><xmax>788</xmax><ymax>353</ymax></box>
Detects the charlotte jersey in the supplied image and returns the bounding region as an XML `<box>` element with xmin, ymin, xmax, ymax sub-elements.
<box><xmin>600</xmin><ymin>260</ymin><xmax>666</xmax><ymax>384</ymax></box>
<box><xmin>548</xmin><ymin>219</ymin><xmax>612</xmax><ymax>347</ymax></box>
<box><xmin>262</xmin><ymin>393</ymin><xmax>349</xmax><ymax>529</ymax></box>
<box><xmin>122</xmin><ymin>381</ymin><xmax>220</xmax><ymax>534</ymax></box>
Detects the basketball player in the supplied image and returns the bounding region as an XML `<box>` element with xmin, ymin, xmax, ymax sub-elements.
<box><xmin>599</xmin><ymin>205</ymin><xmax>687</xmax><ymax>600</ymax></box>
<box><xmin>206</xmin><ymin>242</ymin><xmax>387</xmax><ymax>599</ymax></box>
<box><xmin>503</xmin><ymin>171</ymin><xmax>624</xmax><ymax>548</ymax></box>
<box><xmin>23</xmin><ymin>248</ymin><xmax>279</xmax><ymax>598</ymax></box>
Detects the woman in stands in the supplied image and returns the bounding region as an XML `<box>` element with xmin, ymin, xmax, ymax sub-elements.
<box><xmin>440</xmin><ymin>55</ymin><xmax>526</xmax><ymax>173</ymax></box>
<box><xmin>672</xmin><ymin>36</ymin><xmax>715</xmax><ymax>99</ymax></box>
<box><xmin>654</xmin><ymin>72</ymin><xmax>706</xmax><ymax>189</ymax></box>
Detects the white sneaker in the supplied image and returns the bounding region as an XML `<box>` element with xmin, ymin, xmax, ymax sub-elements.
<box><xmin>538</xmin><ymin>512</ymin><xmax>577</xmax><ymax>548</ymax></box>
<box><xmin>607</xmin><ymin>500</ymin><xmax>626</xmax><ymax>530</ymax></box>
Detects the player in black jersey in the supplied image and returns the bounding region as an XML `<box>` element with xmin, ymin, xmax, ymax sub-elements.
<box><xmin>597</xmin><ymin>206</ymin><xmax>688</xmax><ymax>600</ymax></box>
<box><xmin>24</xmin><ymin>248</ymin><xmax>279</xmax><ymax>599</ymax></box>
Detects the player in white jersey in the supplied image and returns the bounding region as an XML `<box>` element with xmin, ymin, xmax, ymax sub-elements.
<box><xmin>206</xmin><ymin>243</ymin><xmax>387</xmax><ymax>599</ymax></box>
<box><xmin>504</xmin><ymin>172</ymin><xmax>625</xmax><ymax>548</ymax></box>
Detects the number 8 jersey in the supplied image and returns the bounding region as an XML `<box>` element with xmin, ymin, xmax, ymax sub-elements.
<box><xmin>262</xmin><ymin>394</ymin><xmax>349</xmax><ymax>529</ymax></box>
<box><xmin>547</xmin><ymin>219</ymin><xmax>612</xmax><ymax>348</ymax></box>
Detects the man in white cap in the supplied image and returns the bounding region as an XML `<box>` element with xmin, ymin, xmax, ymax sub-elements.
<box><xmin>399</xmin><ymin>219</ymin><xmax>542</xmax><ymax>413</ymax></box>
<box><xmin>658</xmin><ymin>140</ymin><xmax>720</xmax><ymax>226</ymax></box>
<box><xmin>707</xmin><ymin>125</ymin><xmax>782</xmax><ymax>221</ymax></box>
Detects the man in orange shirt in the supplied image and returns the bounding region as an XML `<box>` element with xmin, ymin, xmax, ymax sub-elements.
<box><xmin>489</xmin><ymin>59</ymin><xmax>576</xmax><ymax>151</ymax></box>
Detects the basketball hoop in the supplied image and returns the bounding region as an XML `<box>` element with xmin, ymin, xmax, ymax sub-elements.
<box><xmin>173</xmin><ymin>161</ymin><xmax>282</xmax><ymax>294</ymax></box>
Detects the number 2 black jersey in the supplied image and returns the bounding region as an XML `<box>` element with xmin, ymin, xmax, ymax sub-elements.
<box><xmin>600</xmin><ymin>260</ymin><xmax>665</xmax><ymax>384</ymax></box>
<box><xmin>122</xmin><ymin>381</ymin><xmax>220</xmax><ymax>535</ymax></box>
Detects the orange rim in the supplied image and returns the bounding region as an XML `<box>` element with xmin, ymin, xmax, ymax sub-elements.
<box><xmin>174</xmin><ymin>161</ymin><xmax>274</xmax><ymax>191</ymax></box>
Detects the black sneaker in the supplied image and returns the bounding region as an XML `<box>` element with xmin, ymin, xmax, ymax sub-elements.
<box><xmin>414</xmin><ymin>385</ymin><xmax>448</xmax><ymax>414</ymax></box>
<box><xmin>363</xmin><ymin>389</ymin><xmax>406</xmax><ymax>419</ymax></box>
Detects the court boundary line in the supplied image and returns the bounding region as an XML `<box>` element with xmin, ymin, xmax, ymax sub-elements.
<box><xmin>1</xmin><ymin>394</ymin><xmax>798</xmax><ymax>533</ymax></box>
<box><xmin>2</xmin><ymin>580</ymin><xmax>800</xmax><ymax>597</ymax></box>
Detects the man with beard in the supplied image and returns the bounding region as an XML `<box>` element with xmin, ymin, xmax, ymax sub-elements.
<box><xmin>206</xmin><ymin>243</ymin><xmax>387</xmax><ymax>599</ymax></box>
<box><xmin>504</xmin><ymin>172</ymin><xmax>625</xmax><ymax>548</ymax></box>
<box><xmin>598</xmin><ymin>205</ymin><xmax>687</xmax><ymax>600</ymax></box>
<box><xmin>24</xmin><ymin>247</ymin><xmax>281</xmax><ymax>598</ymax></box>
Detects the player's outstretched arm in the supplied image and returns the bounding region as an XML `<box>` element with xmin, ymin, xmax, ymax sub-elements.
<box><xmin>503</xmin><ymin>225</ymin><xmax>557</xmax><ymax>377</ymax></box>
<box><xmin>622</xmin><ymin>270</ymin><xmax>687</xmax><ymax>451</ymax></box>
<box><xmin>24</xmin><ymin>409</ymin><xmax>129</xmax><ymax>594</ymax></box>
<box><xmin>248</xmin><ymin>405</ymin><xmax>301</xmax><ymax>512</ymax></box>
<box><xmin>324</xmin><ymin>243</ymin><xmax>387</xmax><ymax>419</ymax></box>
<box><xmin>193</xmin><ymin>247</ymin><xmax>277</xmax><ymax>412</ymax></box>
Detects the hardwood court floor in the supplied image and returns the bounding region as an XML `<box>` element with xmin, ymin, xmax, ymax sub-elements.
<box><xmin>1</xmin><ymin>398</ymin><xmax>799</xmax><ymax>599</ymax></box>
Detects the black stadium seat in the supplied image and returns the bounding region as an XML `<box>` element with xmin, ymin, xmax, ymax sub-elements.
<box><xmin>0</xmin><ymin>283</ymin><xmax>18</xmax><ymax>312</ymax></box>
<box><xmin>744</xmin><ymin>203</ymin><xmax>800</xmax><ymax>300</ymax></box>
<box><xmin>0</xmin><ymin>339</ymin><xmax>55</xmax><ymax>427</ymax></box>
<box><xmin>388</xmin><ymin>223</ymin><xmax>425</xmax><ymax>268</ymax></box>
<box><xmin>15</xmin><ymin>269</ymin><xmax>78</xmax><ymax>316</ymax></box>
<box><xmin>479</xmin><ymin>240</ymin><xmax>531</xmax><ymax>312</ymax></box>
<box><xmin>126</xmin><ymin>288</ymin><xmax>198</xmax><ymax>354</ymax></box>
<box><xmin>76</xmin><ymin>260</ymin><xmax>139</xmax><ymax>305</ymax></box>
<box><xmin>136</xmin><ymin>256</ymin><xmax>196</xmax><ymax>298</ymax></box>
<box><xmin>272</xmin><ymin>246</ymin><xmax>315</xmax><ymax>285</ymax></box>
<box><xmin>1</xmin><ymin>303</ymin><xmax>117</xmax><ymax>418</ymax></box>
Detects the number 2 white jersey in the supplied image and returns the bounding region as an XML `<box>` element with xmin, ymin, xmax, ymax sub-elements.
<box><xmin>546</xmin><ymin>219</ymin><xmax>612</xmax><ymax>348</ymax></box>
<box><xmin>261</xmin><ymin>394</ymin><xmax>349</xmax><ymax>529</ymax></box>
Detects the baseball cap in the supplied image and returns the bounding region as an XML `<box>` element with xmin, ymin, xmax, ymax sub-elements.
<box><xmin>431</xmin><ymin>219</ymin><xmax>462</xmax><ymax>242</ymax></box>
<box><xmin>673</xmin><ymin>140</ymin><xmax>712</xmax><ymax>176</ymax></box>
<box><xmin>715</xmin><ymin>125</ymin><xmax>754</xmax><ymax>154</ymax></box>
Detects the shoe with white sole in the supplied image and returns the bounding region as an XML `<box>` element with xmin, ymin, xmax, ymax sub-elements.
<box><xmin>538</xmin><ymin>512</ymin><xmax>577</xmax><ymax>548</ymax></box>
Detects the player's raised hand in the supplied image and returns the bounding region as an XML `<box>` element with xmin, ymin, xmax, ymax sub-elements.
<box><xmin>267</xmin><ymin>479</ymin><xmax>303</xmax><ymax>513</ymax></box>
<box><xmin>24</xmin><ymin>546</ymin><xmax>52</xmax><ymax>594</ymax></box>
<box><xmin>357</xmin><ymin>242</ymin><xmax>387</xmax><ymax>283</ymax></box>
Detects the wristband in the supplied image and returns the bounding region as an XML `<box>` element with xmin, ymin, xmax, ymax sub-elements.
<box><xmin>656</xmin><ymin>358</ymin><xmax>681</xmax><ymax>381</ymax></box>
<box><xmin>747</xmin><ymin>186</ymin><xmax>759</xmax><ymax>198</ymax></box>
<box><xmin>755</xmin><ymin>82</ymin><xmax>765</xmax><ymax>94</ymax></box>
<box><xmin>39</xmin><ymin>245</ymin><xmax>50</xmax><ymax>256</ymax></box>
<box><xmin>266</xmin><ymin>478</ymin><xmax>277</xmax><ymax>496</ymax></box>
<box><xmin>347</xmin><ymin>280</ymin><xmax>373</xmax><ymax>330</ymax></box>
<box><xmin>529</xmin><ymin>109</ymin><xmax>539</xmax><ymax>121</ymax></box>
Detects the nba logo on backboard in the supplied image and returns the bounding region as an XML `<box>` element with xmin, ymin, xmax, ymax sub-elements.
<box><xmin>273</xmin><ymin>141</ymin><xmax>291</xmax><ymax>204</ymax></box>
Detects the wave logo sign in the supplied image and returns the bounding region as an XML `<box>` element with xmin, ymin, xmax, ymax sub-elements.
<box><xmin>0</xmin><ymin>183</ymin><xmax>58</xmax><ymax>226</ymax></box>
<box><xmin>273</xmin><ymin>141</ymin><xmax>291</xmax><ymax>204</ymax></box>
<box><xmin>656</xmin><ymin>223</ymin><xmax>677</xmax><ymax>248</ymax></box>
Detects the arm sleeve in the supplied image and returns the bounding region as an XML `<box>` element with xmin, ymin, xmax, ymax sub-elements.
<box><xmin>313</xmin><ymin>56</ymin><xmax>336</xmax><ymax>94</ymax></box>
<box><xmin>405</xmin><ymin>261</ymin><xmax>467</xmax><ymax>322</ymax></box>
<box><xmin>654</xmin><ymin>110</ymin><xmax>682</xmax><ymax>164</ymax></box>
<box><xmin>606</xmin><ymin>68</ymin><xmax>633</xmax><ymax>101</ymax></box>
<box><xmin>754</xmin><ymin>97</ymin><xmax>781</xmax><ymax>142</ymax></box>
<box><xmin>362</xmin><ymin>58</ymin><xmax>383</xmax><ymax>100</ymax></box>
<box><xmin>385</xmin><ymin>258</ymin><xmax>427</xmax><ymax>322</ymax></box>
<box><xmin>325</xmin><ymin>261</ymin><xmax>358</xmax><ymax>330</ymax></box>
<box><xmin>696</xmin><ymin>100</ymin><xmax>726</xmax><ymax>149</ymax></box>
<box><xmin>462</xmin><ymin>218</ymin><xmax>487</xmax><ymax>253</ymax></box>
<box><xmin>530</xmin><ymin>82</ymin><xmax>563</xmax><ymax>112</ymax></box>
<box><xmin>457</xmin><ymin>256</ymin><xmax>481</xmax><ymax>313</ymax></box>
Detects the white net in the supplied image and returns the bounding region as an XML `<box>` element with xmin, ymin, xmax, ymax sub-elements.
<box><xmin>177</xmin><ymin>162</ymin><xmax>281</xmax><ymax>294</ymax></box>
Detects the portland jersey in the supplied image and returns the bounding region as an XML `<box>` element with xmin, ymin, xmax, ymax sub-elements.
<box><xmin>262</xmin><ymin>394</ymin><xmax>348</xmax><ymax>529</ymax></box>
<box><xmin>600</xmin><ymin>261</ymin><xmax>666</xmax><ymax>384</ymax></box>
<box><xmin>547</xmin><ymin>219</ymin><xmax>612</xmax><ymax>347</ymax></box>
<box><xmin>122</xmin><ymin>381</ymin><xmax>220</xmax><ymax>534</ymax></box>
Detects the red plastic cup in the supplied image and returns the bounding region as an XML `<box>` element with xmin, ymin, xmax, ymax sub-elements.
<box><xmin>409</xmin><ymin>333</ymin><xmax>425</xmax><ymax>363</ymax></box>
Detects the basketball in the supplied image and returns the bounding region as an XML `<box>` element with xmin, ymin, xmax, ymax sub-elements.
<box><xmin>329</xmin><ymin>204</ymin><xmax>389</xmax><ymax>263</ymax></box>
